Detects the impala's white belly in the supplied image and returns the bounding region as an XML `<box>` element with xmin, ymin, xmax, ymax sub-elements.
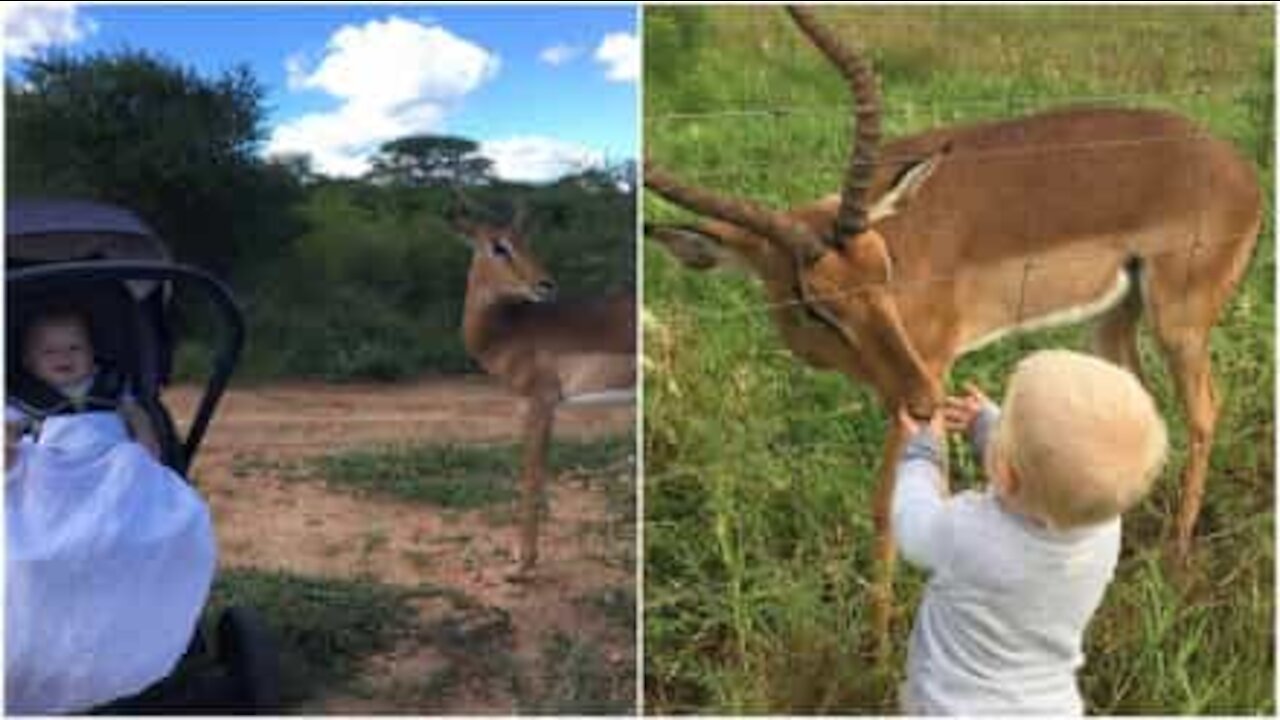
<box><xmin>561</xmin><ymin>388</ymin><xmax>636</xmax><ymax>407</ymax></box>
<box><xmin>557</xmin><ymin>353</ymin><xmax>636</xmax><ymax>403</ymax></box>
<box><xmin>958</xmin><ymin>269</ymin><xmax>1131</xmax><ymax>356</ymax></box>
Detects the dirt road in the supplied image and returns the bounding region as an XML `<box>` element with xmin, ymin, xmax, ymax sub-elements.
<box><xmin>165</xmin><ymin>377</ymin><xmax>636</xmax><ymax>713</ymax></box>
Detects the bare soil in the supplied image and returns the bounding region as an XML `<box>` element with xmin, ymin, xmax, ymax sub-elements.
<box><xmin>164</xmin><ymin>377</ymin><xmax>636</xmax><ymax>714</ymax></box>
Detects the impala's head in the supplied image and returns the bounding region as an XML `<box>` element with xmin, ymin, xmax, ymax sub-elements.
<box><xmin>644</xmin><ymin>5</ymin><xmax>943</xmax><ymax>416</ymax></box>
<box><xmin>451</xmin><ymin>199</ymin><xmax>557</xmax><ymax>304</ymax></box>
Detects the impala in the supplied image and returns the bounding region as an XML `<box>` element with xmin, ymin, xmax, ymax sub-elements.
<box><xmin>645</xmin><ymin>6</ymin><xmax>1261</xmax><ymax>656</ymax></box>
<box><xmin>452</xmin><ymin>199</ymin><xmax>636</xmax><ymax>579</ymax></box>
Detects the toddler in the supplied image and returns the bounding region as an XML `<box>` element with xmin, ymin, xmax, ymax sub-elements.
<box><xmin>893</xmin><ymin>349</ymin><xmax>1168</xmax><ymax>715</ymax></box>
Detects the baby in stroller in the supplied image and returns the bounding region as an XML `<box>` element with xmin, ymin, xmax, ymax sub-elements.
<box><xmin>6</xmin><ymin>302</ymin><xmax>217</xmax><ymax>713</ymax></box>
<box><xmin>7</xmin><ymin>306</ymin><xmax>160</xmax><ymax>461</ymax></box>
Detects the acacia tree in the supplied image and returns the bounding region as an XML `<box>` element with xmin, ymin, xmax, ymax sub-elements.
<box><xmin>6</xmin><ymin>48</ymin><xmax>300</xmax><ymax>276</ymax></box>
<box><xmin>365</xmin><ymin>134</ymin><xmax>495</xmax><ymax>188</ymax></box>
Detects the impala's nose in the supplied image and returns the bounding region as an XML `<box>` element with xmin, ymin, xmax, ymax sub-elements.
<box><xmin>534</xmin><ymin>279</ymin><xmax>557</xmax><ymax>301</ymax></box>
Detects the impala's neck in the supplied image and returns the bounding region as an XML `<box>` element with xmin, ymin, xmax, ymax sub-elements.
<box><xmin>463</xmin><ymin>262</ymin><xmax>515</xmax><ymax>362</ymax></box>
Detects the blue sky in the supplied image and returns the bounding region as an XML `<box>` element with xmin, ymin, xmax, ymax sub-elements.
<box><xmin>3</xmin><ymin>3</ymin><xmax>638</xmax><ymax>182</ymax></box>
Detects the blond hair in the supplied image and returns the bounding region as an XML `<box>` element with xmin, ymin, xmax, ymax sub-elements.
<box><xmin>989</xmin><ymin>350</ymin><xmax>1168</xmax><ymax>529</ymax></box>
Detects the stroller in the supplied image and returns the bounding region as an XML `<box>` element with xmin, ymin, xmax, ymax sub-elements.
<box><xmin>6</xmin><ymin>198</ymin><xmax>279</xmax><ymax>713</ymax></box>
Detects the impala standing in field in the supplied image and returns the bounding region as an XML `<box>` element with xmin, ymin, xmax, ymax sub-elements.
<box><xmin>645</xmin><ymin>6</ymin><xmax>1261</xmax><ymax>656</ymax></box>
<box><xmin>453</xmin><ymin>200</ymin><xmax>636</xmax><ymax>579</ymax></box>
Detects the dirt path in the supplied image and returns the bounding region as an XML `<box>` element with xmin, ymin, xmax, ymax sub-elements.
<box><xmin>165</xmin><ymin>377</ymin><xmax>636</xmax><ymax>713</ymax></box>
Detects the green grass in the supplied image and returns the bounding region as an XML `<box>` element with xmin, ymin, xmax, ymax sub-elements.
<box><xmin>309</xmin><ymin>434</ymin><xmax>635</xmax><ymax>509</ymax></box>
<box><xmin>644</xmin><ymin>6</ymin><xmax>1273</xmax><ymax>715</ymax></box>
<box><xmin>204</xmin><ymin>568</ymin><xmax>425</xmax><ymax>707</ymax></box>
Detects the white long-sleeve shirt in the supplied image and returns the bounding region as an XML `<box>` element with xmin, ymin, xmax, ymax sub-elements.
<box><xmin>892</xmin><ymin>406</ymin><xmax>1120</xmax><ymax>715</ymax></box>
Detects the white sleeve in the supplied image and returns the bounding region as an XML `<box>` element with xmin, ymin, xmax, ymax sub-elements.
<box><xmin>892</xmin><ymin>430</ymin><xmax>949</xmax><ymax>571</ymax></box>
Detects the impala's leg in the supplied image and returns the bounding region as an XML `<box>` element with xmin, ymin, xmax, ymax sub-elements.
<box><xmin>1158</xmin><ymin>331</ymin><xmax>1218</xmax><ymax>566</ymax></box>
<box><xmin>869</xmin><ymin>417</ymin><xmax>907</xmax><ymax>665</ymax></box>
<box><xmin>515</xmin><ymin>394</ymin><xmax>558</xmax><ymax>577</ymax></box>
<box><xmin>1092</xmin><ymin>275</ymin><xmax>1146</xmax><ymax>385</ymax></box>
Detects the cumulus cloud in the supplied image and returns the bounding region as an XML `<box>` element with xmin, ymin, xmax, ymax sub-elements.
<box><xmin>538</xmin><ymin>42</ymin><xmax>580</xmax><ymax>67</ymax></box>
<box><xmin>480</xmin><ymin>136</ymin><xmax>604</xmax><ymax>184</ymax></box>
<box><xmin>593</xmin><ymin>32</ymin><xmax>637</xmax><ymax>83</ymax></box>
<box><xmin>283</xmin><ymin>51</ymin><xmax>310</xmax><ymax>91</ymax></box>
<box><xmin>267</xmin><ymin>16</ymin><xmax>499</xmax><ymax>177</ymax></box>
<box><xmin>3</xmin><ymin>2</ymin><xmax>96</xmax><ymax>58</ymax></box>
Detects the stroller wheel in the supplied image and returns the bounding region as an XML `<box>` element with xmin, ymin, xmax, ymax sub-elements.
<box><xmin>216</xmin><ymin>607</ymin><xmax>281</xmax><ymax>713</ymax></box>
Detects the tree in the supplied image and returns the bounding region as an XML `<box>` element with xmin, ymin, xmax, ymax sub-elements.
<box><xmin>6</xmin><ymin>48</ymin><xmax>301</xmax><ymax>277</ymax></box>
<box><xmin>365</xmin><ymin>134</ymin><xmax>494</xmax><ymax>188</ymax></box>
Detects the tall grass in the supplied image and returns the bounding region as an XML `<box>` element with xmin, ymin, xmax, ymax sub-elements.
<box><xmin>644</xmin><ymin>6</ymin><xmax>1273</xmax><ymax>714</ymax></box>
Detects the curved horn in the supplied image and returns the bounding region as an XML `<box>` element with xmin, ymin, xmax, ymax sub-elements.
<box><xmin>447</xmin><ymin>184</ymin><xmax>487</xmax><ymax>225</ymax></box>
<box><xmin>787</xmin><ymin>6</ymin><xmax>882</xmax><ymax>242</ymax></box>
<box><xmin>645</xmin><ymin>159</ymin><xmax>828</xmax><ymax>264</ymax></box>
<box><xmin>512</xmin><ymin>198</ymin><xmax>529</xmax><ymax>229</ymax></box>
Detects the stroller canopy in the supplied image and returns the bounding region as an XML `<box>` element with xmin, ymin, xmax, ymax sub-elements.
<box><xmin>7</xmin><ymin>198</ymin><xmax>171</xmax><ymax>265</ymax></box>
<box><xmin>7</xmin><ymin>199</ymin><xmax>172</xmax><ymax>300</ymax></box>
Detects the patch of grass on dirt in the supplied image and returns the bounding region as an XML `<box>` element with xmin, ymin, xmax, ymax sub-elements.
<box><xmin>578</xmin><ymin>586</ymin><xmax>638</xmax><ymax>632</ymax></box>
<box><xmin>310</xmin><ymin>434</ymin><xmax>634</xmax><ymax>509</ymax></box>
<box><xmin>206</xmin><ymin>568</ymin><xmax>425</xmax><ymax>707</ymax></box>
<box><xmin>518</xmin><ymin>631</ymin><xmax>636</xmax><ymax>715</ymax></box>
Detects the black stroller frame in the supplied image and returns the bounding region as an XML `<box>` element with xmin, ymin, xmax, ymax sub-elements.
<box><xmin>7</xmin><ymin>200</ymin><xmax>280</xmax><ymax>714</ymax></box>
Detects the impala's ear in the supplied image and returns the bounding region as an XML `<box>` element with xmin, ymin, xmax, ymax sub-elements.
<box><xmin>645</xmin><ymin>223</ymin><xmax>738</xmax><ymax>271</ymax></box>
<box><xmin>868</xmin><ymin>146</ymin><xmax>949</xmax><ymax>224</ymax></box>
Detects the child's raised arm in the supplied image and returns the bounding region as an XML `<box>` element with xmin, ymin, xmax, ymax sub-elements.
<box><xmin>891</xmin><ymin>408</ymin><xmax>949</xmax><ymax>570</ymax></box>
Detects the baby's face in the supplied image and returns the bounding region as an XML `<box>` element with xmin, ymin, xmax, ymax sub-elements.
<box><xmin>25</xmin><ymin>320</ymin><xmax>94</xmax><ymax>389</ymax></box>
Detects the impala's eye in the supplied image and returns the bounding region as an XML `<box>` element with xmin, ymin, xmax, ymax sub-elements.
<box><xmin>490</xmin><ymin>239</ymin><xmax>513</xmax><ymax>259</ymax></box>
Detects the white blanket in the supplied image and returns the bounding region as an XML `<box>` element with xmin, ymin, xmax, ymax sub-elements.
<box><xmin>6</xmin><ymin>412</ymin><xmax>217</xmax><ymax>714</ymax></box>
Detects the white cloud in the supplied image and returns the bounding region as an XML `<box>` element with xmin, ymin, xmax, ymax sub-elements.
<box><xmin>298</xmin><ymin>17</ymin><xmax>498</xmax><ymax>108</ymax></box>
<box><xmin>593</xmin><ymin>32</ymin><xmax>637</xmax><ymax>83</ymax></box>
<box><xmin>267</xmin><ymin>16</ymin><xmax>499</xmax><ymax>177</ymax></box>
<box><xmin>480</xmin><ymin>136</ymin><xmax>604</xmax><ymax>184</ymax></box>
<box><xmin>3</xmin><ymin>2</ymin><xmax>96</xmax><ymax>58</ymax></box>
<box><xmin>538</xmin><ymin>42</ymin><xmax>580</xmax><ymax>67</ymax></box>
<box><xmin>283</xmin><ymin>51</ymin><xmax>309</xmax><ymax>91</ymax></box>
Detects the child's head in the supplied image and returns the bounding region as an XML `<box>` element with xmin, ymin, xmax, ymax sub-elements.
<box><xmin>22</xmin><ymin>309</ymin><xmax>96</xmax><ymax>389</ymax></box>
<box><xmin>986</xmin><ymin>350</ymin><xmax>1167</xmax><ymax>530</ymax></box>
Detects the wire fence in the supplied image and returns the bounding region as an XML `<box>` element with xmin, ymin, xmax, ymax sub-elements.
<box><xmin>649</xmin><ymin>87</ymin><xmax>1254</xmax><ymax>124</ymax></box>
<box><xmin>644</xmin><ymin>219</ymin><xmax>1252</xmax><ymax>324</ymax></box>
<box><xmin>645</xmin><ymin>133</ymin><xmax>1264</xmax><ymax>481</ymax></box>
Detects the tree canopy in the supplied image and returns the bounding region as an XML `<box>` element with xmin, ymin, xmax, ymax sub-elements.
<box><xmin>6</xmin><ymin>48</ymin><xmax>300</xmax><ymax>276</ymax></box>
<box><xmin>365</xmin><ymin>134</ymin><xmax>495</xmax><ymax>188</ymax></box>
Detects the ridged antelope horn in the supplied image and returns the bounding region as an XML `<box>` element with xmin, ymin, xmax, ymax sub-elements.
<box><xmin>787</xmin><ymin>6</ymin><xmax>882</xmax><ymax>242</ymax></box>
<box><xmin>447</xmin><ymin>185</ymin><xmax>487</xmax><ymax>225</ymax></box>
<box><xmin>511</xmin><ymin>198</ymin><xmax>529</xmax><ymax>230</ymax></box>
<box><xmin>644</xmin><ymin>159</ymin><xmax>828</xmax><ymax>265</ymax></box>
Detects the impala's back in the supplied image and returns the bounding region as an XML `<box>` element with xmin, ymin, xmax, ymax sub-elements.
<box><xmin>802</xmin><ymin>106</ymin><xmax>1262</xmax><ymax>360</ymax></box>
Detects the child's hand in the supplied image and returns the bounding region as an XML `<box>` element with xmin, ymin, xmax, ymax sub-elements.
<box><xmin>897</xmin><ymin>406</ymin><xmax>943</xmax><ymax>438</ymax></box>
<box><xmin>943</xmin><ymin>383</ymin><xmax>991</xmax><ymax>434</ymax></box>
